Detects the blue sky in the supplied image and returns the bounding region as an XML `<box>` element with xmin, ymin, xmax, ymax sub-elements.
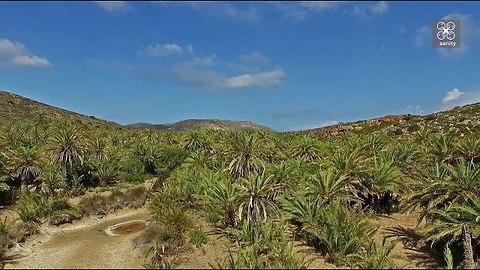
<box><xmin>1</xmin><ymin>1</ymin><xmax>480</xmax><ymax>131</ymax></box>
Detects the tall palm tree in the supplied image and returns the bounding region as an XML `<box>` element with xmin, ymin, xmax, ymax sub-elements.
<box><xmin>182</xmin><ymin>130</ymin><xmax>210</xmax><ymax>153</ymax></box>
<box><xmin>331</xmin><ymin>148</ymin><xmax>364</xmax><ymax>180</ymax></box>
<box><xmin>0</xmin><ymin>151</ymin><xmax>9</xmax><ymax>192</ymax></box>
<box><xmin>270</xmin><ymin>162</ymin><xmax>292</xmax><ymax>193</ymax></box>
<box><xmin>456</xmin><ymin>136</ymin><xmax>480</xmax><ymax>164</ymax></box>
<box><xmin>364</xmin><ymin>134</ymin><xmax>385</xmax><ymax>159</ymax></box>
<box><xmin>182</xmin><ymin>151</ymin><xmax>210</xmax><ymax>170</ymax></box>
<box><xmin>418</xmin><ymin>195</ymin><xmax>480</xmax><ymax>269</ymax></box>
<box><xmin>237</xmin><ymin>170</ymin><xmax>283</xmax><ymax>223</ymax></box>
<box><xmin>415</xmin><ymin>127</ymin><xmax>433</xmax><ymax>143</ymax></box>
<box><xmin>429</xmin><ymin>133</ymin><xmax>456</xmax><ymax>163</ymax></box>
<box><xmin>8</xmin><ymin>145</ymin><xmax>43</xmax><ymax>193</ymax></box>
<box><xmin>304</xmin><ymin>168</ymin><xmax>356</xmax><ymax>205</ymax></box>
<box><xmin>94</xmin><ymin>161</ymin><xmax>117</xmax><ymax>186</ymax></box>
<box><xmin>200</xmin><ymin>171</ymin><xmax>239</xmax><ymax>227</ymax></box>
<box><xmin>50</xmin><ymin>126</ymin><xmax>84</xmax><ymax>191</ymax></box>
<box><xmin>361</xmin><ymin>156</ymin><xmax>402</xmax><ymax>212</ymax></box>
<box><xmin>88</xmin><ymin>137</ymin><xmax>109</xmax><ymax>161</ymax></box>
<box><xmin>291</xmin><ymin>135</ymin><xmax>321</xmax><ymax>162</ymax></box>
<box><xmin>406</xmin><ymin>160</ymin><xmax>480</xmax><ymax>221</ymax></box>
<box><xmin>39</xmin><ymin>163</ymin><xmax>63</xmax><ymax>194</ymax></box>
<box><xmin>228</xmin><ymin>132</ymin><xmax>264</xmax><ymax>179</ymax></box>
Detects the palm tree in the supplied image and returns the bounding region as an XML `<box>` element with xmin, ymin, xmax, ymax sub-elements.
<box><xmin>406</xmin><ymin>160</ymin><xmax>480</xmax><ymax>222</ymax></box>
<box><xmin>237</xmin><ymin>170</ymin><xmax>282</xmax><ymax>223</ymax></box>
<box><xmin>270</xmin><ymin>162</ymin><xmax>292</xmax><ymax>193</ymax></box>
<box><xmin>94</xmin><ymin>161</ymin><xmax>117</xmax><ymax>186</ymax></box>
<box><xmin>364</xmin><ymin>134</ymin><xmax>385</xmax><ymax>159</ymax></box>
<box><xmin>182</xmin><ymin>151</ymin><xmax>210</xmax><ymax>170</ymax></box>
<box><xmin>228</xmin><ymin>132</ymin><xmax>264</xmax><ymax>179</ymax></box>
<box><xmin>291</xmin><ymin>135</ymin><xmax>321</xmax><ymax>162</ymax></box>
<box><xmin>88</xmin><ymin>137</ymin><xmax>108</xmax><ymax>161</ymax></box>
<box><xmin>50</xmin><ymin>126</ymin><xmax>84</xmax><ymax>191</ymax></box>
<box><xmin>133</xmin><ymin>142</ymin><xmax>159</xmax><ymax>175</ymax></box>
<box><xmin>200</xmin><ymin>171</ymin><xmax>239</xmax><ymax>228</ymax></box>
<box><xmin>0</xmin><ymin>151</ymin><xmax>10</xmax><ymax>192</ymax></box>
<box><xmin>39</xmin><ymin>164</ymin><xmax>63</xmax><ymax>194</ymax></box>
<box><xmin>182</xmin><ymin>131</ymin><xmax>210</xmax><ymax>153</ymax></box>
<box><xmin>418</xmin><ymin>195</ymin><xmax>480</xmax><ymax>269</ymax></box>
<box><xmin>456</xmin><ymin>136</ymin><xmax>480</xmax><ymax>164</ymax></box>
<box><xmin>429</xmin><ymin>133</ymin><xmax>456</xmax><ymax>163</ymax></box>
<box><xmin>331</xmin><ymin>148</ymin><xmax>364</xmax><ymax>181</ymax></box>
<box><xmin>288</xmin><ymin>156</ymin><xmax>316</xmax><ymax>180</ymax></box>
<box><xmin>304</xmin><ymin>168</ymin><xmax>356</xmax><ymax>205</ymax></box>
<box><xmin>415</xmin><ymin>127</ymin><xmax>433</xmax><ymax>143</ymax></box>
<box><xmin>361</xmin><ymin>156</ymin><xmax>402</xmax><ymax>213</ymax></box>
<box><xmin>8</xmin><ymin>145</ymin><xmax>43</xmax><ymax>193</ymax></box>
<box><xmin>143</xmin><ymin>128</ymin><xmax>158</xmax><ymax>142</ymax></box>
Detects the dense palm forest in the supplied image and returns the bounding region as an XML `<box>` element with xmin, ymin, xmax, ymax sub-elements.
<box><xmin>1</xmin><ymin>110</ymin><xmax>480</xmax><ymax>269</ymax></box>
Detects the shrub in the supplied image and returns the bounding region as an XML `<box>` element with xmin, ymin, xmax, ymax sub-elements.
<box><xmin>79</xmin><ymin>186</ymin><xmax>148</xmax><ymax>217</ymax></box>
<box><xmin>217</xmin><ymin>220</ymin><xmax>310</xmax><ymax>269</ymax></box>
<box><xmin>79</xmin><ymin>193</ymin><xmax>111</xmax><ymax>216</ymax></box>
<box><xmin>123</xmin><ymin>186</ymin><xmax>148</xmax><ymax>208</ymax></box>
<box><xmin>155</xmin><ymin>147</ymin><xmax>188</xmax><ymax>180</ymax></box>
<box><xmin>349</xmin><ymin>240</ymin><xmax>397</xmax><ymax>269</ymax></box>
<box><xmin>188</xmin><ymin>227</ymin><xmax>207</xmax><ymax>247</ymax></box>
<box><xmin>392</xmin><ymin>128</ymin><xmax>403</xmax><ymax>136</ymax></box>
<box><xmin>282</xmin><ymin>198</ymin><xmax>377</xmax><ymax>266</ymax></box>
<box><xmin>16</xmin><ymin>191</ymin><xmax>80</xmax><ymax>224</ymax></box>
<box><xmin>407</xmin><ymin>124</ymin><xmax>421</xmax><ymax>132</ymax></box>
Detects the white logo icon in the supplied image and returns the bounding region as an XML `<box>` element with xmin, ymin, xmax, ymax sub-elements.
<box><xmin>437</xmin><ymin>21</ymin><xmax>456</xmax><ymax>41</ymax></box>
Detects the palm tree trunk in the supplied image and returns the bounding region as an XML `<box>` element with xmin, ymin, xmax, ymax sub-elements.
<box><xmin>65</xmin><ymin>165</ymin><xmax>72</xmax><ymax>191</ymax></box>
<box><xmin>20</xmin><ymin>177</ymin><xmax>27</xmax><ymax>193</ymax></box>
<box><xmin>462</xmin><ymin>224</ymin><xmax>475</xmax><ymax>269</ymax></box>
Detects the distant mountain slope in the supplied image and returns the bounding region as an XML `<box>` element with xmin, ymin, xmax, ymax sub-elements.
<box><xmin>303</xmin><ymin>103</ymin><xmax>480</xmax><ymax>138</ymax></box>
<box><xmin>0</xmin><ymin>90</ymin><xmax>270</xmax><ymax>132</ymax></box>
<box><xmin>0</xmin><ymin>90</ymin><xmax>121</xmax><ymax>127</ymax></box>
<box><xmin>126</xmin><ymin>119</ymin><xmax>272</xmax><ymax>132</ymax></box>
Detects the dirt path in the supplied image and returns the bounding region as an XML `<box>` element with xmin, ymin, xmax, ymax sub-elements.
<box><xmin>4</xmin><ymin>207</ymin><xmax>149</xmax><ymax>269</ymax></box>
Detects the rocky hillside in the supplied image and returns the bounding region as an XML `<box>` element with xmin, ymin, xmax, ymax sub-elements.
<box><xmin>126</xmin><ymin>119</ymin><xmax>271</xmax><ymax>132</ymax></box>
<box><xmin>0</xmin><ymin>90</ymin><xmax>270</xmax><ymax>132</ymax></box>
<box><xmin>0</xmin><ymin>90</ymin><xmax>121</xmax><ymax>128</ymax></box>
<box><xmin>305</xmin><ymin>103</ymin><xmax>480</xmax><ymax>139</ymax></box>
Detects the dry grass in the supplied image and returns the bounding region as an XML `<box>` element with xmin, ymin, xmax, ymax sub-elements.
<box><xmin>78</xmin><ymin>186</ymin><xmax>148</xmax><ymax>217</ymax></box>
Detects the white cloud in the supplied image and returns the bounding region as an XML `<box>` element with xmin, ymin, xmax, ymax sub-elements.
<box><xmin>442</xmin><ymin>87</ymin><xmax>480</xmax><ymax>108</ymax></box>
<box><xmin>227</xmin><ymin>52</ymin><xmax>271</xmax><ymax>72</ymax></box>
<box><xmin>94</xmin><ymin>1</ymin><xmax>132</xmax><ymax>14</ymax></box>
<box><xmin>0</xmin><ymin>39</ymin><xmax>27</xmax><ymax>56</ymax></box>
<box><xmin>190</xmin><ymin>55</ymin><xmax>216</xmax><ymax>66</ymax></box>
<box><xmin>161</xmin><ymin>2</ymin><xmax>261</xmax><ymax>23</ymax></box>
<box><xmin>353</xmin><ymin>1</ymin><xmax>388</xmax><ymax>18</ymax></box>
<box><xmin>157</xmin><ymin>2</ymin><xmax>372</xmax><ymax>23</ymax></box>
<box><xmin>443</xmin><ymin>88</ymin><xmax>464</xmax><ymax>104</ymax></box>
<box><xmin>140</xmin><ymin>43</ymin><xmax>194</xmax><ymax>57</ymax></box>
<box><xmin>273</xmin><ymin>2</ymin><xmax>348</xmax><ymax>22</ymax></box>
<box><xmin>10</xmin><ymin>55</ymin><xmax>51</xmax><ymax>67</ymax></box>
<box><xmin>0</xmin><ymin>39</ymin><xmax>52</xmax><ymax>68</ymax></box>
<box><xmin>405</xmin><ymin>105</ymin><xmax>422</xmax><ymax>115</ymax></box>
<box><xmin>224</xmin><ymin>70</ymin><xmax>285</xmax><ymax>89</ymax></box>
<box><xmin>414</xmin><ymin>26</ymin><xmax>429</xmax><ymax>48</ymax></box>
<box><xmin>238</xmin><ymin>52</ymin><xmax>270</xmax><ymax>66</ymax></box>
<box><xmin>172</xmin><ymin>61</ymin><xmax>285</xmax><ymax>91</ymax></box>
<box><xmin>300</xmin><ymin>1</ymin><xmax>348</xmax><ymax>11</ymax></box>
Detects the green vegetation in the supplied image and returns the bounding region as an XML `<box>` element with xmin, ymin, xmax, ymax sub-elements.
<box><xmin>2</xmin><ymin>92</ymin><xmax>480</xmax><ymax>269</ymax></box>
